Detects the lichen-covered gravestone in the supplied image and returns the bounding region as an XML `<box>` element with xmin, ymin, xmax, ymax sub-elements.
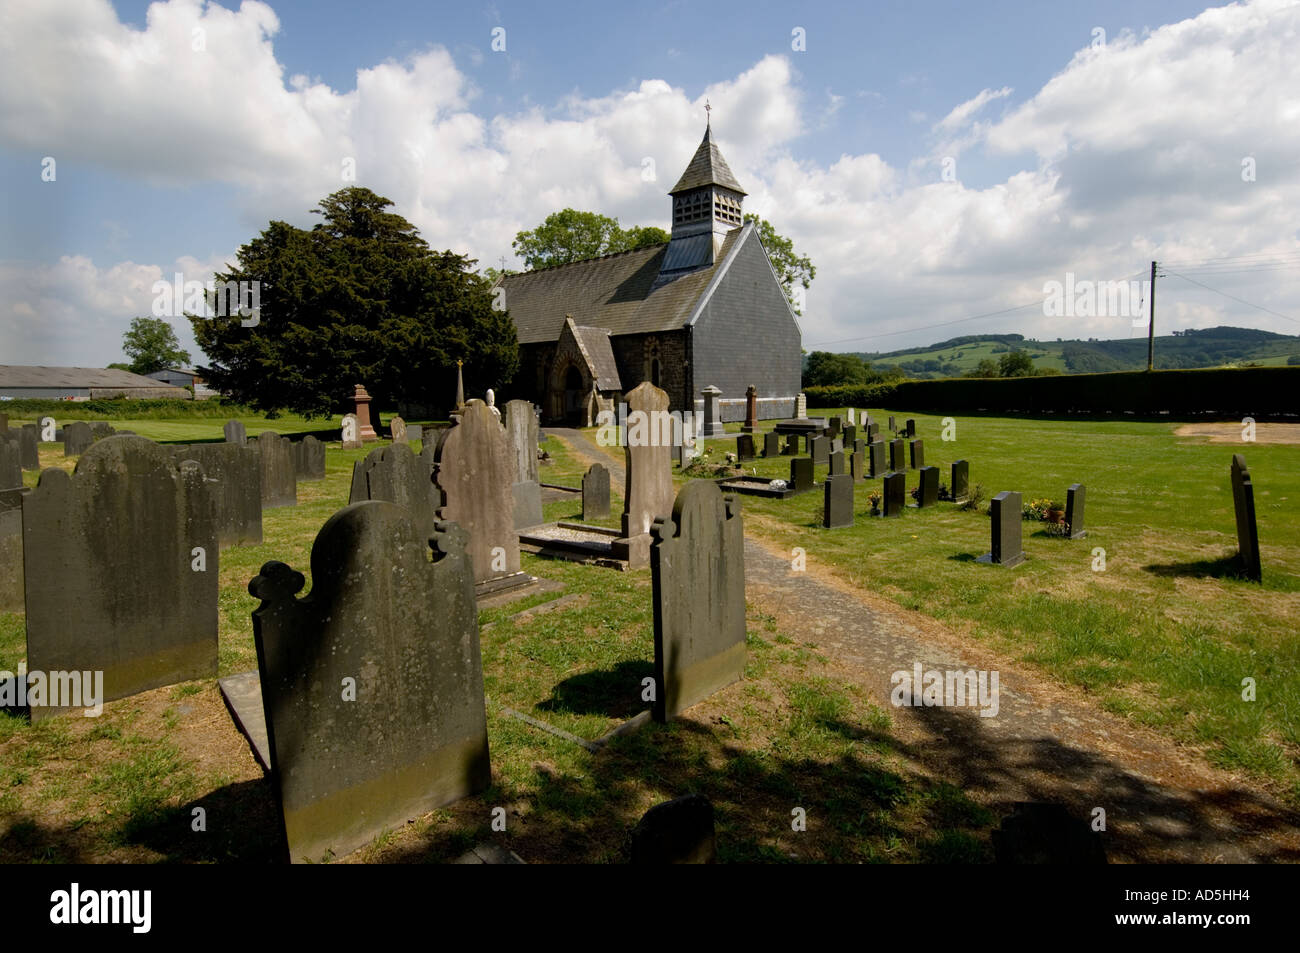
<box><xmin>63</xmin><ymin>421</ymin><xmax>94</xmax><ymax>457</ymax></box>
<box><xmin>249</xmin><ymin>503</ymin><xmax>490</xmax><ymax>863</ymax></box>
<box><xmin>18</xmin><ymin>425</ymin><xmax>39</xmax><ymax>471</ymax></box>
<box><xmin>23</xmin><ymin>436</ymin><xmax>218</xmax><ymax>718</ymax></box>
<box><xmin>823</xmin><ymin>474</ymin><xmax>854</xmax><ymax>529</ymax></box>
<box><xmin>0</xmin><ymin>436</ymin><xmax>20</xmax><ymax>489</ymax></box>
<box><xmin>254</xmin><ymin>431</ymin><xmax>297</xmax><ymax>509</ymax></box>
<box><xmin>349</xmin><ymin>442</ymin><xmax>440</xmax><ymax>542</ymax></box>
<box><xmin>650</xmin><ymin>481</ymin><xmax>745</xmax><ymax>722</ymax></box>
<box><xmin>582</xmin><ymin>463</ymin><xmax>610</xmax><ymax>521</ymax></box>
<box><xmin>620</xmin><ymin>382</ymin><xmax>674</xmax><ymax>568</ymax></box>
<box><xmin>1230</xmin><ymin>455</ymin><xmax>1260</xmax><ymax>581</ymax></box>
<box><xmin>292</xmin><ymin>435</ymin><xmax>325</xmax><ymax>481</ymax></box>
<box><xmin>432</xmin><ymin>399</ymin><xmax>522</xmax><ymax>586</ymax></box>
<box><xmin>389</xmin><ymin>416</ymin><xmax>407</xmax><ymax>443</ymax></box>
<box><xmin>170</xmin><ymin>443</ymin><xmax>263</xmax><ymax>548</ymax></box>
<box><xmin>224</xmin><ymin>420</ymin><xmax>247</xmax><ymax>446</ymax></box>
<box><xmin>980</xmin><ymin>491</ymin><xmax>1025</xmax><ymax>567</ymax></box>
<box><xmin>504</xmin><ymin>400</ymin><xmax>542</xmax><ymax>530</ymax></box>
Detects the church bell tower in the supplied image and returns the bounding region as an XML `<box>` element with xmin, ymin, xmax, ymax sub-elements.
<box><xmin>660</xmin><ymin>110</ymin><xmax>747</xmax><ymax>276</ymax></box>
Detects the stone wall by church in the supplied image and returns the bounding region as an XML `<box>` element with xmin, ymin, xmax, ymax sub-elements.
<box><xmin>609</xmin><ymin>331</ymin><xmax>690</xmax><ymax>412</ymax></box>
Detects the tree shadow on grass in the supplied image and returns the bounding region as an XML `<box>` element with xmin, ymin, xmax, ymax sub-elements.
<box><xmin>536</xmin><ymin>659</ymin><xmax>655</xmax><ymax>720</ymax></box>
<box><xmin>1143</xmin><ymin>554</ymin><xmax>1251</xmax><ymax>580</ymax></box>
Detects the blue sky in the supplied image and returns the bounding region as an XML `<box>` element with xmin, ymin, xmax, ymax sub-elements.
<box><xmin>2</xmin><ymin>0</ymin><xmax>1298</xmax><ymax>365</ymax></box>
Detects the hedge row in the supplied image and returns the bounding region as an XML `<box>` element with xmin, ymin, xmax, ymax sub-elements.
<box><xmin>806</xmin><ymin>366</ymin><xmax>1299</xmax><ymax>418</ymax></box>
<box><xmin>0</xmin><ymin>397</ymin><xmax>252</xmax><ymax>419</ymax></box>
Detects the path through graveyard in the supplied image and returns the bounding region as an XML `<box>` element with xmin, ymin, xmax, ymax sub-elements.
<box><xmin>547</xmin><ymin>427</ymin><xmax>1300</xmax><ymax>863</ymax></box>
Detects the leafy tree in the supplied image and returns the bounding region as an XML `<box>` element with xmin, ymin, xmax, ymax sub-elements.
<box><xmin>803</xmin><ymin>351</ymin><xmax>869</xmax><ymax>387</ymax></box>
<box><xmin>744</xmin><ymin>213</ymin><xmax>815</xmax><ymax>316</ymax></box>
<box><xmin>511</xmin><ymin>210</ymin><xmax>668</xmax><ymax>270</ymax></box>
<box><xmin>121</xmin><ymin>316</ymin><xmax>190</xmax><ymax>375</ymax></box>
<box><xmin>968</xmin><ymin>358</ymin><xmax>999</xmax><ymax>378</ymax></box>
<box><xmin>191</xmin><ymin>186</ymin><xmax>518</xmax><ymax>417</ymax></box>
<box><xmin>998</xmin><ymin>349</ymin><xmax>1036</xmax><ymax>377</ymax></box>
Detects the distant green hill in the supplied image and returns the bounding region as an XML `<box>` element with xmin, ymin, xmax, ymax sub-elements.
<box><xmin>837</xmin><ymin>327</ymin><xmax>1300</xmax><ymax>378</ymax></box>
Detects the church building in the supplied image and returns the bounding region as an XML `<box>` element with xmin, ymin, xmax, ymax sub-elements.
<box><xmin>496</xmin><ymin>120</ymin><xmax>803</xmax><ymax>425</ymax></box>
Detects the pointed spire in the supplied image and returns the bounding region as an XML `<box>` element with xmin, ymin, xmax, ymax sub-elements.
<box><xmin>669</xmin><ymin>121</ymin><xmax>745</xmax><ymax>196</ymax></box>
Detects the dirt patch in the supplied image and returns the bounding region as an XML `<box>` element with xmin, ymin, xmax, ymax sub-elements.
<box><xmin>1175</xmin><ymin>422</ymin><xmax>1300</xmax><ymax>444</ymax></box>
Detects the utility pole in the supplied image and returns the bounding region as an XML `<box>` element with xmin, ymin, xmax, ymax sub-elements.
<box><xmin>1146</xmin><ymin>260</ymin><xmax>1157</xmax><ymax>371</ymax></box>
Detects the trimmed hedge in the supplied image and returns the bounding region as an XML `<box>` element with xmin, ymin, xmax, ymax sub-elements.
<box><xmin>806</xmin><ymin>366</ymin><xmax>1299</xmax><ymax>418</ymax></box>
<box><xmin>0</xmin><ymin>397</ymin><xmax>252</xmax><ymax>419</ymax></box>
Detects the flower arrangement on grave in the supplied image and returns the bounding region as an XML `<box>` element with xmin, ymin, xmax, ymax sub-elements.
<box><xmin>868</xmin><ymin>489</ymin><xmax>882</xmax><ymax>514</ymax></box>
<box><xmin>1023</xmin><ymin>497</ymin><xmax>1054</xmax><ymax>521</ymax></box>
<box><xmin>936</xmin><ymin>482</ymin><xmax>952</xmax><ymax>501</ymax></box>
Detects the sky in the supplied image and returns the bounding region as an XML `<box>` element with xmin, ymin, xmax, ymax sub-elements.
<box><xmin>1</xmin><ymin>0</ymin><xmax>1298</xmax><ymax>366</ymax></box>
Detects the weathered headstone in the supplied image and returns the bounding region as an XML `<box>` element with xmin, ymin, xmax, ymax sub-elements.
<box><xmin>224</xmin><ymin>419</ymin><xmax>247</xmax><ymax>445</ymax></box>
<box><xmin>795</xmin><ymin>393</ymin><xmax>807</xmax><ymax>418</ymax></box>
<box><xmin>1065</xmin><ymin>483</ymin><xmax>1087</xmax><ymax>540</ymax></box>
<box><xmin>823</xmin><ymin>474</ymin><xmax>854</xmax><ymax>529</ymax></box>
<box><xmin>916</xmin><ymin>466</ymin><xmax>939</xmax><ymax>507</ymax></box>
<box><xmin>0</xmin><ymin>437</ymin><xmax>20</xmax><ymax>489</ymax></box>
<box><xmin>736</xmin><ymin>434</ymin><xmax>756</xmax><ymax>461</ymax></box>
<box><xmin>868</xmin><ymin>440</ymin><xmax>886</xmax><ymax>478</ymax></box>
<box><xmin>409</xmin><ymin>424</ymin><xmax>423</xmax><ymax>446</ymax></box>
<box><xmin>1230</xmin><ymin>456</ymin><xmax>1261</xmax><ymax>581</ymax></box>
<box><xmin>888</xmin><ymin>415</ymin><xmax>896</xmax><ymax>431</ymax></box>
<box><xmin>700</xmin><ymin>385</ymin><xmax>725</xmax><ymax>438</ymax></box>
<box><xmin>651</xmin><ymin>481</ymin><xmax>744</xmax><ymax>722</ymax></box>
<box><xmin>910</xmin><ymin>438</ymin><xmax>925</xmax><ymax>470</ymax></box>
<box><xmin>18</xmin><ymin>425</ymin><xmax>38</xmax><ymax>471</ymax></box>
<box><xmin>351</xmin><ymin>384</ymin><xmax>378</xmax><ymax>442</ymax></box>
<box><xmin>433</xmin><ymin>399</ymin><xmax>522</xmax><ymax>585</ymax></box>
<box><xmin>810</xmin><ymin>435</ymin><xmax>829</xmax><ymax>466</ymax></box>
<box><xmin>889</xmin><ymin>438</ymin><xmax>905</xmax><ymax>473</ymax></box>
<box><xmin>743</xmin><ymin>385</ymin><xmax>758</xmax><ymax>434</ymax></box>
<box><xmin>292</xmin><ymin>435</ymin><xmax>325</xmax><ymax>481</ymax></box>
<box><xmin>791</xmin><ymin>457</ymin><xmax>813</xmax><ymax>493</ymax></box>
<box><xmin>389</xmin><ymin>416</ymin><xmax>407</xmax><ymax>443</ymax></box>
<box><xmin>846</xmin><ymin>408</ymin><xmax>856</xmax><ymax>426</ymax></box>
<box><xmin>0</xmin><ymin>491</ymin><xmax>23</xmax><ymax>613</ymax></box>
<box><xmin>981</xmin><ymin>491</ymin><xmax>1025</xmax><ymax>567</ymax></box>
<box><xmin>349</xmin><ymin>443</ymin><xmax>440</xmax><ymax>541</ymax></box>
<box><xmin>254</xmin><ymin>431</ymin><xmax>297</xmax><ymax>508</ymax></box>
<box><xmin>830</xmin><ymin>436</ymin><xmax>843</xmax><ymax>455</ymax></box>
<box><xmin>951</xmin><ymin>460</ymin><xmax>970</xmax><ymax>503</ymax></box>
<box><xmin>505</xmin><ymin>400</ymin><xmax>539</xmax><ymax>485</ymax></box>
<box><xmin>828</xmin><ymin>449</ymin><xmax>846</xmax><ymax>477</ymax></box>
<box><xmin>866</xmin><ymin>421</ymin><xmax>879</xmax><ymax>440</ymax></box>
<box><xmin>620</xmin><ymin>383</ymin><xmax>675</xmax><ymax>567</ymax></box>
<box><xmin>63</xmin><ymin>421</ymin><xmax>94</xmax><ymax>457</ymax></box>
<box><xmin>88</xmin><ymin>421</ymin><xmax>115</xmax><ymax>440</ymax></box>
<box><xmin>171</xmin><ymin>443</ymin><xmax>263</xmax><ymax>548</ymax></box>
<box><xmin>631</xmin><ymin>794</ymin><xmax>717</xmax><ymax>864</ymax></box>
<box><xmin>842</xmin><ymin>425</ymin><xmax>856</xmax><ymax>449</ymax></box>
<box><xmin>828</xmin><ymin>417</ymin><xmax>842</xmax><ymax>438</ymax></box>
<box><xmin>849</xmin><ymin>445</ymin><xmax>865</xmax><ymax>483</ymax></box>
<box><xmin>24</xmin><ymin>436</ymin><xmax>218</xmax><ymax>719</ymax></box>
<box><xmin>783</xmin><ymin>433</ymin><xmax>799</xmax><ymax>455</ymax></box>
<box><xmin>341</xmin><ymin>413</ymin><xmax>362</xmax><ymax>450</ymax></box>
<box><xmin>763</xmin><ymin>432</ymin><xmax>781</xmax><ymax>458</ymax></box>
<box><xmin>249</xmin><ymin>503</ymin><xmax>490</xmax><ymax>863</ymax></box>
<box><xmin>0</xmin><ymin>412</ymin><xmax>6</xmax><ymax>432</ymax></box>
<box><xmin>582</xmin><ymin>463</ymin><xmax>610</xmax><ymax>521</ymax></box>
<box><xmin>882</xmin><ymin>471</ymin><xmax>906</xmax><ymax>516</ymax></box>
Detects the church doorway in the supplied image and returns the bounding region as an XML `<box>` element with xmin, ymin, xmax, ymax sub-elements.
<box><xmin>563</xmin><ymin>366</ymin><xmax>584</xmax><ymax>424</ymax></box>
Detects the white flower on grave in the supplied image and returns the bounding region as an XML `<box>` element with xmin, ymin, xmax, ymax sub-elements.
<box><xmin>770</xmin><ymin>479</ymin><xmax>788</xmax><ymax>490</ymax></box>
<box><xmin>726</xmin><ymin>452</ymin><xmax>737</xmax><ymax>464</ymax></box>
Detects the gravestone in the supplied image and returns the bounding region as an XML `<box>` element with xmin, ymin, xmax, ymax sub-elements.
<box><xmin>951</xmin><ymin>460</ymin><xmax>970</xmax><ymax>503</ymax></box>
<box><xmin>743</xmin><ymin>385</ymin><xmax>758</xmax><ymax>434</ymax></box>
<box><xmin>846</xmin><ymin>408</ymin><xmax>855</xmax><ymax>426</ymax></box>
<box><xmin>700</xmin><ymin>385</ymin><xmax>726</xmax><ymax>438</ymax></box>
<box><xmin>341</xmin><ymin>413</ymin><xmax>362</xmax><ymax>450</ymax></box>
<box><xmin>24</xmin><ymin>436</ymin><xmax>218</xmax><ymax>719</ymax></box>
<box><xmin>1065</xmin><ymin>483</ymin><xmax>1087</xmax><ymax>540</ymax></box>
<box><xmin>224</xmin><ymin>419</ymin><xmax>247</xmax><ymax>445</ymax></box>
<box><xmin>828</xmin><ymin>449</ymin><xmax>846</xmax><ymax>477</ymax></box>
<box><xmin>888</xmin><ymin>415</ymin><xmax>896</xmax><ymax>431</ymax></box>
<box><xmin>504</xmin><ymin>400</ymin><xmax>543</xmax><ymax>531</ymax></box>
<box><xmin>981</xmin><ymin>491</ymin><xmax>1025</xmax><ymax>567</ymax></box>
<box><xmin>868</xmin><ymin>441</ymin><xmax>886</xmax><ymax>478</ymax></box>
<box><xmin>842</xmin><ymin>425</ymin><xmax>856</xmax><ymax>449</ymax></box>
<box><xmin>620</xmin><ymin>383</ymin><xmax>675</xmax><ymax>568</ymax></box>
<box><xmin>18</xmin><ymin>425</ymin><xmax>38</xmax><ymax>470</ymax></box>
<box><xmin>867</xmin><ymin>422</ymin><xmax>879</xmax><ymax>440</ymax></box>
<box><xmin>906</xmin><ymin>418</ymin><xmax>917</xmax><ymax>438</ymax></box>
<box><xmin>795</xmin><ymin>393</ymin><xmax>807</xmax><ymax>418</ymax></box>
<box><xmin>582</xmin><ymin>463</ymin><xmax>610</xmax><ymax>521</ymax></box>
<box><xmin>810</xmin><ymin>435</ymin><xmax>829</xmax><ymax>466</ymax></box>
<box><xmin>432</xmin><ymin>399</ymin><xmax>522</xmax><ymax>585</ymax></box>
<box><xmin>849</xmin><ymin>445</ymin><xmax>865</xmax><ymax>483</ymax></box>
<box><xmin>0</xmin><ymin>412</ymin><xmax>6</xmax><ymax>432</ymax></box>
<box><xmin>910</xmin><ymin>439</ymin><xmax>924</xmax><ymax>470</ymax></box>
<box><xmin>88</xmin><ymin>421</ymin><xmax>115</xmax><ymax>440</ymax></box>
<box><xmin>0</xmin><ymin>502</ymin><xmax>21</xmax><ymax>613</ymax></box>
<box><xmin>823</xmin><ymin>474</ymin><xmax>854</xmax><ymax>529</ymax></box>
<box><xmin>170</xmin><ymin>443</ymin><xmax>263</xmax><ymax>548</ymax></box>
<box><xmin>631</xmin><ymin>794</ymin><xmax>717</xmax><ymax>864</ymax></box>
<box><xmin>249</xmin><ymin>503</ymin><xmax>490</xmax><ymax>863</ymax></box>
<box><xmin>828</xmin><ymin>417</ymin><xmax>842</xmax><ymax>438</ymax></box>
<box><xmin>512</xmin><ymin>480</ymin><xmax>545</xmax><ymax>530</ymax></box>
<box><xmin>830</xmin><ymin>437</ymin><xmax>843</xmax><ymax>455</ymax></box>
<box><xmin>763</xmin><ymin>432</ymin><xmax>781</xmax><ymax>458</ymax></box>
<box><xmin>349</xmin><ymin>443</ymin><xmax>440</xmax><ymax>542</ymax></box>
<box><xmin>1230</xmin><ymin>456</ymin><xmax>1261</xmax><ymax>581</ymax></box>
<box><xmin>0</xmin><ymin>437</ymin><xmax>20</xmax><ymax>489</ymax></box>
<box><xmin>292</xmin><ymin>436</ymin><xmax>325</xmax><ymax>481</ymax></box>
<box><xmin>882</xmin><ymin>471</ymin><xmax>906</xmax><ymax>516</ymax></box>
<box><xmin>351</xmin><ymin>384</ymin><xmax>379</xmax><ymax>442</ymax></box>
<box><xmin>783</xmin><ymin>433</ymin><xmax>799</xmax><ymax>455</ymax></box>
<box><xmin>409</xmin><ymin>424</ymin><xmax>423</xmax><ymax>446</ymax></box>
<box><xmin>254</xmin><ymin>431</ymin><xmax>297</xmax><ymax>508</ymax></box>
<box><xmin>651</xmin><ymin>481</ymin><xmax>744</xmax><ymax>721</ymax></box>
<box><xmin>736</xmin><ymin>434</ymin><xmax>755</xmax><ymax>461</ymax></box>
<box><xmin>63</xmin><ymin>421</ymin><xmax>93</xmax><ymax>457</ymax></box>
<box><xmin>790</xmin><ymin>457</ymin><xmax>813</xmax><ymax>493</ymax></box>
<box><xmin>916</xmin><ymin>466</ymin><xmax>939</xmax><ymax>507</ymax></box>
<box><xmin>889</xmin><ymin>438</ymin><xmax>905</xmax><ymax>473</ymax></box>
<box><xmin>389</xmin><ymin>416</ymin><xmax>407</xmax><ymax>443</ymax></box>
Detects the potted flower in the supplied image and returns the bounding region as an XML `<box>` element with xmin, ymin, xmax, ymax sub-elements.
<box><xmin>1046</xmin><ymin>500</ymin><xmax>1065</xmax><ymax>523</ymax></box>
<box><xmin>868</xmin><ymin>489</ymin><xmax>882</xmax><ymax>515</ymax></box>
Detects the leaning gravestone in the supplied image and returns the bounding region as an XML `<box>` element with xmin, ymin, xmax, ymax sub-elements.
<box><xmin>980</xmin><ymin>491</ymin><xmax>1025</xmax><ymax>567</ymax></box>
<box><xmin>582</xmin><ymin>463</ymin><xmax>610</xmax><ymax>521</ymax></box>
<box><xmin>349</xmin><ymin>443</ymin><xmax>440</xmax><ymax>542</ymax></box>
<box><xmin>170</xmin><ymin>443</ymin><xmax>263</xmax><ymax>548</ymax></box>
<box><xmin>951</xmin><ymin>460</ymin><xmax>970</xmax><ymax>503</ymax></box>
<box><xmin>651</xmin><ymin>481</ymin><xmax>744</xmax><ymax>722</ymax></box>
<box><xmin>389</xmin><ymin>416</ymin><xmax>407</xmax><ymax>443</ymax></box>
<box><xmin>790</xmin><ymin>457</ymin><xmax>813</xmax><ymax>494</ymax></box>
<box><xmin>24</xmin><ymin>437</ymin><xmax>218</xmax><ymax>719</ymax></box>
<box><xmin>505</xmin><ymin>400</ymin><xmax>543</xmax><ymax>530</ymax></box>
<box><xmin>1065</xmin><ymin>483</ymin><xmax>1086</xmax><ymax>539</ymax></box>
<box><xmin>828</xmin><ymin>449</ymin><xmax>846</xmax><ymax>477</ymax></box>
<box><xmin>631</xmin><ymin>794</ymin><xmax>717</xmax><ymax>864</ymax></box>
<box><xmin>63</xmin><ymin>421</ymin><xmax>94</xmax><ymax>457</ymax></box>
<box><xmin>909</xmin><ymin>439</ymin><xmax>924</xmax><ymax>470</ymax></box>
<box><xmin>18</xmin><ymin>425</ymin><xmax>39</xmax><ymax>471</ymax></box>
<box><xmin>823</xmin><ymin>474</ymin><xmax>854</xmax><ymax>529</ymax></box>
<box><xmin>882</xmin><ymin>471</ymin><xmax>906</xmax><ymax>517</ymax></box>
<box><xmin>916</xmin><ymin>466</ymin><xmax>939</xmax><ymax>507</ymax></box>
<box><xmin>249</xmin><ymin>503</ymin><xmax>491</xmax><ymax>863</ymax></box>
<box><xmin>224</xmin><ymin>420</ymin><xmax>247</xmax><ymax>445</ymax></box>
<box><xmin>620</xmin><ymin>383</ymin><xmax>675</xmax><ymax>567</ymax></box>
<box><xmin>1230</xmin><ymin>455</ymin><xmax>1261</xmax><ymax>581</ymax></box>
<box><xmin>868</xmin><ymin>440</ymin><xmax>886</xmax><ymax>478</ymax></box>
<box><xmin>763</xmin><ymin>432</ymin><xmax>781</xmax><ymax>458</ymax></box>
<box><xmin>889</xmin><ymin>438</ymin><xmax>904</xmax><ymax>473</ymax></box>
<box><xmin>433</xmin><ymin>399</ymin><xmax>522</xmax><ymax>586</ymax></box>
<box><xmin>253</xmin><ymin>431</ymin><xmax>297</xmax><ymax>508</ymax></box>
<box><xmin>736</xmin><ymin>434</ymin><xmax>755</xmax><ymax>461</ymax></box>
<box><xmin>810</xmin><ymin>435</ymin><xmax>829</xmax><ymax>466</ymax></box>
<box><xmin>292</xmin><ymin>435</ymin><xmax>325</xmax><ymax>481</ymax></box>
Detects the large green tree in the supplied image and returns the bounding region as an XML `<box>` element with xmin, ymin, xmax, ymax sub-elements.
<box><xmin>998</xmin><ymin>349</ymin><xmax>1036</xmax><ymax>377</ymax></box>
<box><xmin>191</xmin><ymin>187</ymin><xmax>518</xmax><ymax>417</ymax></box>
<box><xmin>121</xmin><ymin>316</ymin><xmax>190</xmax><ymax>374</ymax></box>
<box><xmin>744</xmin><ymin>213</ymin><xmax>815</xmax><ymax>316</ymax></box>
<box><xmin>511</xmin><ymin>209</ymin><xmax>669</xmax><ymax>270</ymax></box>
<box><xmin>802</xmin><ymin>351</ymin><xmax>869</xmax><ymax>388</ymax></box>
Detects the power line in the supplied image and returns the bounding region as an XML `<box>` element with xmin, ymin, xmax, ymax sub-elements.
<box><xmin>1163</xmin><ymin>269</ymin><xmax>1300</xmax><ymax>325</ymax></box>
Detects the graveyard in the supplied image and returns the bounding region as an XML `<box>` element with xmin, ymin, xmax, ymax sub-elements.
<box><xmin>1</xmin><ymin>400</ymin><xmax>1298</xmax><ymax>863</ymax></box>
